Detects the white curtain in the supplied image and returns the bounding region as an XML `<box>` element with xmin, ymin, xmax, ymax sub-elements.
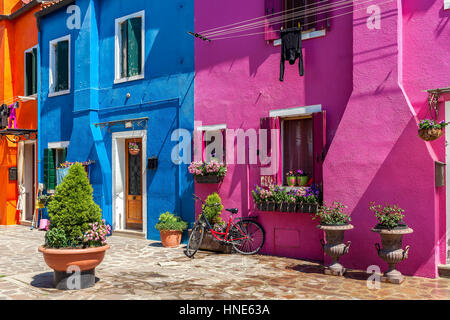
<box><xmin>16</xmin><ymin>142</ymin><xmax>26</xmax><ymax>218</ymax></box>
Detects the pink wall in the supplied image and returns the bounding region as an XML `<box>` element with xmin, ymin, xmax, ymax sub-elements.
<box><xmin>195</xmin><ymin>0</ymin><xmax>450</xmax><ymax>278</ymax></box>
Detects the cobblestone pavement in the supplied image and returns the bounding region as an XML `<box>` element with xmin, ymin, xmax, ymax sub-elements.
<box><xmin>1</xmin><ymin>225</ymin><xmax>450</xmax><ymax>300</ymax></box>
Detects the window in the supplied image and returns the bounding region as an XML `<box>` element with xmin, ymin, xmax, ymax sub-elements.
<box><xmin>115</xmin><ymin>11</ymin><xmax>145</xmax><ymax>83</ymax></box>
<box><xmin>24</xmin><ymin>46</ymin><xmax>37</xmax><ymax>96</ymax></box>
<box><xmin>282</xmin><ymin>117</ymin><xmax>313</xmax><ymax>185</ymax></box>
<box><xmin>265</xmin><ymin>0</ymin><xmax>329</xmax><ymax>41</ymax></box>
<box><xmin>445</xmin><ymin>0</ymin><xmax>450</xmax><ymax>10</ymax></box>
<box><xmin>203</xmin><ymin>130</ymin><xmax>226</xmax><ymax>163</ymax></box>
<box><xmin>49</xmin><ymin>35</ymin><xmax>70</xmax><ymax>96</ymax></box>
<box><xmin>44</xmin><ymin>147</ymin><xmax>67</xmax><ymax>192</ymax></box>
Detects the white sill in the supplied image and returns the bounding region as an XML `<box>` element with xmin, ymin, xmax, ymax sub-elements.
<box><xmin>114</xmin><ymin>74</ymin><xmax>145</xmax><ymax>85</ymax></box>
<box><xmin>273</xmin><ymin>29</ymin><xmax>327</xmax><ymax>46</ymax></box>
<box><xmin>48</xmin><ymin>89</ymin><xmax>71</xmax><ymax>98</ymax></box>
<box><xmin>445</xmin><ymin>1</ymin><xmax>450</xmax><ymax>10</ymax></box>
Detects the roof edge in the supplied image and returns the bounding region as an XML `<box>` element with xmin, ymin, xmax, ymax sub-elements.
<box><xmin>0</xmin><ymin>0</ymin><xmax>40</xmax><ymax>21</ymax></box>
<box><xmin>34</xmin><ymin>0</ymin><xmax>75</xmax><ymax>19</ymax></box>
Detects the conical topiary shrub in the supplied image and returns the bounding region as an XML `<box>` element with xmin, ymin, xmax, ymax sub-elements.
<box><xmin>47</xmin><ymin>162</ymin><xmax>102</xmax><ymax>247</ymax></box>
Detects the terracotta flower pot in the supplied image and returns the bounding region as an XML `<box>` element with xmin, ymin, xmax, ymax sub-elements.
<box><xmin>129</xmin><ymin>148</ymin><xmax>140</xmax><ymax>156</ymax></box>
<box><xmin>160</xmin><ymin>230</ymin><xmax>182</xmax><ymax>247</ymax></box>
<box><xmin>372</xmin><ymin>225</ymin><xmax>413</xmax><ymax>284</ymax></box>
<box><xmin>318</xmin><ymin>224</ymin><xmax>353</xmax><ymax>276</ymax></box>
<box><xmin>38</xmin><ymin>244</ymin><xmax>110</xmax><ymax>290</ymax></box>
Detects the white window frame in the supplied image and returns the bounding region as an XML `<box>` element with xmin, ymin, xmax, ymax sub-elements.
<box><xmin>114</xmin><ymin>10</ymin><xmax>146</xmax><ymax>84</ymax></box>
<box><xmin>24</xmin><ymin>45</ymin><xmax>38</xmax><ymax>97</ymax></box>
<box><xmin>445</xmin><ymin>0</ymin><xmax>450</xmax><ymax>10</ymax></box>
<box><xmin>48</xmin><ymin>35</ymin><xmax>71</xmax><ymax>97</ymax></box>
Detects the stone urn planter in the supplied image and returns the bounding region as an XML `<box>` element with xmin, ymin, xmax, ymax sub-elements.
<box><xmin>318</xmin><ymin>224</ymin><xmax>353</xmax><ymax>276</ymax></box>
<box><xmin>38</xmin><ymin>244</ymin><xmax>110</xmax><ymax>290</ymax></box>
<box><xmin>372</xmin><ymin>225</ymin><xmax>413</xmax><ymax>284</ymax></box>
<box><xmin>160</xmin><ymin>230</ymin><xmax>182</xmax><ymax>248</ymax></box>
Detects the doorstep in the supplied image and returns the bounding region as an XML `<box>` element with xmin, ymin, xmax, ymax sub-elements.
<box><xmin>438</xmin><ymin>264</ymin><xmax>450</xmax><ymax>278</ymax></box>
<box><xmin>19</xmin><ymin>220</ymin><xmax>32</xmax><ymax>227</ymax></box>
<box><xmin>112</xmin><ymin>229</ymin><xmax>146</xmax><ymax>239</ymax></box>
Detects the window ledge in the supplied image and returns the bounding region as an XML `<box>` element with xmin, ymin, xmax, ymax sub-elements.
<box><xmin>48</xmin><ymin>89</ymin><xmax>71</xmax><ymax>98</ymax></box>
<box><xmin>273</xmin><ymin>29</ymin><xmax>327</xmax><ymax>47</ymax></box>
<box><xmin>114</xmin><ymin>74</ymin><xmax>145</xmax><ymax>85</ymax></box>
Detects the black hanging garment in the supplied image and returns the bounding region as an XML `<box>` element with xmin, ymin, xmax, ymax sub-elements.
<box><xmin>0</xmin><ymin>104</ymin><xmax>9</xmax><ymax>129</ymax></box>
<box><xmin>280</xmin><ymin>27</ymin><xmax>304</xmax><ymax>81</ymax></box>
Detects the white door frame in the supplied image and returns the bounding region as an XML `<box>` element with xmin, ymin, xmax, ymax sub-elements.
<box><xmin>111</xmin><ymin>130</ymin><xmax>147</xmax><ymax>237</ymax></box>
<box><xmin>446</xmin><ymin>101</ymin><xmax>450</xmax><ymax>260</ymax></box>
<box><xmin>18</xmin><ymin>140</ymin><xmax>36</xmax><ymax>222</ymax></box>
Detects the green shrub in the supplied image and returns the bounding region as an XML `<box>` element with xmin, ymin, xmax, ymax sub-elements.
<box><xmin>155</xmin><ymin>212</ymin><xmax>188</xmax><ymax>231</ymax></box>
<box><xmin>203</xmin><ymin>192</ymin><xmax>224</xmax><ymax>225</ymax></box>
<box><xmin>44</xmin><ymin>228</ymin><xmax>68</xmax><ymax>248</ymax></box>
<box><xmin>47</xmin><ymin>163</ymin><xmax>102</xmax><ymax>247</ymax></box>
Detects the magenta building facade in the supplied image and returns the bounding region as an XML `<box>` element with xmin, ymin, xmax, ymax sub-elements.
<box><xmin>194</xmin><ymin>0</ymin><xmax>450</xmax><ymax>278</ymax></box>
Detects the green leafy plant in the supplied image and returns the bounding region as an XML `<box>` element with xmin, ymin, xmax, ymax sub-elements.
<box><xmin>44</xmin><ymin>228</ymin><xmax>68</xmax><ymax>248</ymax></box>
<box><xmin>203</xmin><ymin>192</ymin><xmax>225</xmax><ymax>225</ymax></box>
<box><xmin>369</xmin><ymin>202</ymin><xmax>405</xmax><ymax>229</ymax></box>
<box><xmin>155</xmin><ymin>212</ymin><xmax>188</xmax><ymax>231</ymax></box>
<box><xmin>46</xmin><ymin>163</ymin><xmax>102</xmax><ymax>248</ymax></box>
<box><xmin>38</xmin><ymin>194</ymin><xmax>53</xmax><ymax>207</ymax></box>
<box><xmin>418</xmin><ymin>119</ymin><xmax>448</xmax><ymax>130</ymax></box>
<box><xmin>314</xmin><ymin>201</ymin><xmax>351</xmax><ymax>225</ymax></box>
<box><xmin>188</xmin><ymin>160</ymin><xmax>227</xmax><ymax>177</ymax></box>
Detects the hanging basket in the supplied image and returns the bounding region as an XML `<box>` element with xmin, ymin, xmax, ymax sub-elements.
<box><xmin>129</xmin><ymin>148</ymin><xmax>140</xmax><ymax>156</ymax></box>
<box><xmin>418</xmin><ymin>128</ymin><xmax>443</xmax><ymax>141</ymax></box>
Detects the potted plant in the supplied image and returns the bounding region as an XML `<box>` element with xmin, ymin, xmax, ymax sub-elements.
<box><xmin>294</xmin><ymin>187</ymin><xmax>319</xmax><ymax>213</ymax></box>
<box><xmin>189</xmin><ymin>160</ymin><xmax>227</xmax><ymax>183</ymax></box>
<box><xmin>418</xmin><ymin>119</ymin><xmax>448</xmax><ymax>141</ymax></box>
<box><xmin>369</xmin><ymin>202</ymin><xmax>413</xmax><ymax>284</ymax></box>
<box><xmin>276</xmin><ymin>187</ymin><xmax>296</xmax><ymax>212</ymax></box>
<box><xmin>37</xmin><ymin>194</ymin><xmax>52</xmax><ymax>209</ymax></box>
<box><xmin>155</xmin><ymin>212</ymin><xmax>188</xmax><ymax>248</ymax></box>
<box><xmin>38</xmin><ymin>163</ymin><xmax>111</xmax><ymax>290</ymax></box>
<box><xmin>314</xmin><ymin>201</ymin><xmax>353</xmax><ymax>276</ymax></box>
<box><xmin>296</xmin><ymin>169</ymin><xmax>308</xmax><ymax>186</ymax></box>
<box><xmin>252</xmin><ymin>185</ymin><xmax>276</xmax><ymax>211</ymax></box>
<box><xmin>286</xmin><ymin>171</ymin><xmax>296</xmax><ymax>187</ymax></box>
<box><xmin>128</xmin><ymin>141</ymin><xmax>140</xmax><ymax>155</ymax></box>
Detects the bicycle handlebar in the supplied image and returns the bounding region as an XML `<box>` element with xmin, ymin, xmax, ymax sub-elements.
<box><xmin>192</xmin><ymin>194</ymin><xmax>221</xmax><ymax>208</ymax></box>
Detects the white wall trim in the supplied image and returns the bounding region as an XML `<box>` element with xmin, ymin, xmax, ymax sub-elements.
<box><xmin>114</xmin><ymin>10</ymin><xmax>146</xmax><ymax>84</ymax></box>
<box><xmin>445</xmin><ymin>0</ymin><xmax>450</xmax><ymax>10</ymax></box>
<box><xmin>196</xmin><ymin>124</ymin><xmax>227</xmax><ymax>131</ymax></box>
<box><xmin>49</xmin><ymin>34</ymin><xmax>71</xmax><ymax>97</ymax></box>
<box><xmin>112</xmin><ymin>130</ymin><xmax>147</xmax><ymax>238</ymax></box>
<box><xmin>24</xmin><ymin>45</ymin><xmax>38</xmax><ymax>97</ymax></box>
<box><xmin>273</xmin><ymin>29</ymin><xmax>326</xmax><ymax>46</ymax></box>
<box><xmin>47</xmin><ymin>141</ymin><xmax>70</xmax><ymax>149</ymax></box>
<box><xmin>269</xmin><ymin>104</ymin><xmax>322</xmax><ymax>118</ymax></box>
<box><xmin>446</xmin><ymin>101</ymin><xmax>450</xmax><ymax>261</ymax></box>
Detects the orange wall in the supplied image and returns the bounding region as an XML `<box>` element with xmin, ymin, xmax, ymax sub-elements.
<box><xmin>0</xmin><ymin>1</ymin><xmax>39</xmax><ymax>225</ymax></box>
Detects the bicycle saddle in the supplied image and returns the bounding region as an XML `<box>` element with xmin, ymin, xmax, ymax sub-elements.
<box><xmin>226</xmin><ymin>208</ymin><xmax>238</xmax><ymax>214</ymax></box>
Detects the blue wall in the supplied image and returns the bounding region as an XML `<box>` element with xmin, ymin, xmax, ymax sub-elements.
<box><xmin>38</xmin><ymin>0</ymin><xmax>195</xmax><ymax>240</ymax></box>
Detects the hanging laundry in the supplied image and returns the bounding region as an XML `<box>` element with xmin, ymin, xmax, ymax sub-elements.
<box><xmin>56</xmin><ymin>166</ymin><xmax>70</xmax><ymax>185</ymax></box>
<box><xmin>8</xmin><ymin>101</ymin><xmax>19</xmax><ymax>129</ymax></box>
<box><xmin>279</xmin><ymin>27</ymin><xmax>304</xmax><ymax>82</ymax></box>
<box><xmin>0</xmin><ymin>104</ymin><xmax>9</xmax><ymax>129</ymax></box>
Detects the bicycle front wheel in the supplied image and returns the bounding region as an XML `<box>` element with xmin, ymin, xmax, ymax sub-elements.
<box><xmin>184</xmin><ymin>221</ymin><xmax>205</xmax><ymax>258</ymax></box>
<box><xmin>231</xmin><ymin>220</ymin><xmax>265</xmax><ymax>255</ymax></box>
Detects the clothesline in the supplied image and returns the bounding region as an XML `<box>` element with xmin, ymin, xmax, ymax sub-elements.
<box><xmin>58</xmin><ymin>160</ymin><xmax>96</xmax><ymax>169</ymax></box>
<box><xmin>0</xmin><ymin>95</ymin><xmax>36</xmax><ymax>106</ymax></box>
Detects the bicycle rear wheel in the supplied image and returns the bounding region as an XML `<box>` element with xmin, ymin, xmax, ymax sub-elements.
<box><xmin>184</xmin><ymin>221</ymin><xmax>205</xmax><ymax>258</ymax></box>
<box><xmin>231</xmin><ymin>220</ymin><xmax>265</xmax><ymax>255</ymax></box>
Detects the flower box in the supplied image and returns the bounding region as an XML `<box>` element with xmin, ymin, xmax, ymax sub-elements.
<box><xmin>257</xmin><ymin>202</ymin><xmax>277</xmax><ymax>211</ymax></box>
<box><xmin>194</xmin><ymin>175</ymin><xmax>224</xmax><ymax>184</ymax></box>
<box><xmin>278</xmin><ymin>202</ymin><xmax>297</xmax><ymax>212</ymax></box>
<box><xmin>297</xmin><ymin>203</ymin><xmax>319</xmax><ymax>214</ymax></box>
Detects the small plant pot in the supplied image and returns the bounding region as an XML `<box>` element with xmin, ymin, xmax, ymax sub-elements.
<box><xmin>129</xmin><ymin>148</ymin><xmax>140</xmax><ymax>156</ymax></box>
<box><xmin>287</xmin><ymin>176</ymin><xmax>297</xmax><ymax>187</ymax></box>
<box><xmin>297</xmin><ymin>176</ymin><xmax>309</xmax><ymax>186</ymax></box>
<box><xmin>418</xmin><ymin>128</ymin><xmax>443</xmax><ymax>141</ymax></box>
<box><xmin>194</xmin><ymin>175</ymin><xmax>224</xmax><ymax>184</ymax></box>
<box><xmin>372</xmin><ymin>225</ymin><xmax>413</xmax><ymax>284</ymax></box>
<box><xmin>318</xmin><ymin>224</ymin><xmax>354</xmax><ymax>276</ymax></box>
<box><xmin>160</xmin><ymin>230</ymin><xmax>183</xmax><ymax>248</ymax></box>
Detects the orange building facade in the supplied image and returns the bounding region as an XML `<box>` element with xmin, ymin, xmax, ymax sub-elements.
<box><xmin>0</xmin><ymin>0</ymin><xmax>40</xmax><ymax>225</ymax></box>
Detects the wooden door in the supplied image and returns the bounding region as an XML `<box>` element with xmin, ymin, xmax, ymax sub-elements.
<box><xmin>125</xmin><ymin>139</ymin><xmax>143</xmax><ymax>230</ymax></box>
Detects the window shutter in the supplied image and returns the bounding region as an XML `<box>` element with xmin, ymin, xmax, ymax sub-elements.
<box><xmin>44</xmin><ymin>149</ymin><xmax>56</xmax><ymax>191</ymax></box>
<box><xmin>127</xmin><ymin>17</ymin><xmax>142</xmax><ymax>77</ymax></box>
<box><xmin>32</xmin><ymin>48</ymin><xmax>37</xmax><ymax>95</ymax></box>
<box><xmin>62</xmin><ymin>148</ymin><xmax>67</xmax><ymax>164</ymax></box>
<box><xmin>259</xmin><ymin>117</ymin><xmax>281</xmax><ymax>187</ymax></box>
<box><xmin>265</xmin><ymin>0</ymin><xmax>283</xmax><ymax>41</ymax></box>
<box><xmin>313</xmin><ymin>111</ymin><xmax>326</xmax><ymax>191</ymax></box>
<box><xmin>315</xmin><ymin>0</ymin><xmax>329</xmax><ymax>31</ymax></box>
<box><xmin>25</xmin><ymin>52</ymin><xmax>33</xmax><ymax>96</ymax></box>
<box><xmin>56</xmin><ymin>40</ymin><xmax>69</xmax><ymax>91</ymax></box>
<box><xmin>121</xmin><ymin>21</ymin><xmax>128</xmax><ymax>78</ymax></box>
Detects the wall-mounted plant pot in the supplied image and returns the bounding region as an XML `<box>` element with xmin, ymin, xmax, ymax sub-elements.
<box><xmin>278</xmin><ymin>202</ymin><xmax>296</xmax><ymax>212</ymax></box>
<box><xmin>129</xmin><ymin>149</ymin><xmax>140</xmax><ymax>156</ymax></box>
<box><xmin>418</xmin><ymin>128</ymin><xmax>443</xmax><ymax>141</ymax></box>
<box><xmin>297</xmin><ymin>203</ymin><xmax>319</xmax><ymax>213</ymax></box>
<box><xmin>297</xmin><ymin>176</ymin><xmax>309</xmax><ymax>186</ymax></box>
<box><xmin>287</xmin><ymin>176</ymin><xmax>296</xmax><ymax>187</ymax></box>
<box><xmin>194</xmin><ymin>175</ymin><xmax>224</xmax><ymax>184</ymax></box>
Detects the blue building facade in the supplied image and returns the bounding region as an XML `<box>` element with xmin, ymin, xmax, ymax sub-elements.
<box><xmin>36</xmin><ymin>0</ymin><xmax>195</xmax><ymax>240</ymax></box>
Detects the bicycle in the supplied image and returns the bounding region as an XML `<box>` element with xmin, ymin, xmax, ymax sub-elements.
<box><xmin>184</xmin><ymin>194</ymin><xmax>265</xmax><ymax>258</ymax></box>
